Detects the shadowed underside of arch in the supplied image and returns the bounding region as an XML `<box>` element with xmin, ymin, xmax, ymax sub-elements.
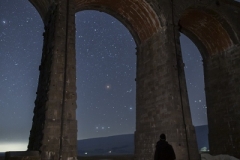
<box><xmin>28</xmin><ymin>0</ymin><xmax>50</xmax><ymax>21</ymax></box>
<box><xmin>179</xmin><ymin>8</ymin><xmax>236</xmax><ymax>56</ymax></box>
<box><xmin>29</xmin><ymin>0</ymin><xmax>161</xmax><ymax>44</ymax></box>
<box><xmin>179</xmin><ymin>6</ymin><xmax>240</xmax><ymax>158</ymax></box>
<box><xmin>74</xmin><ymin>0</ymin><xmax>161</xmax><ymax>43</ymax></box>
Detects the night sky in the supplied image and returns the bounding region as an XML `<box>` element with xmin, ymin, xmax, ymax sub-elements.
<box><xmin>0</xmin><ymin>0</ymin><xmax>209</xmax><ymax>152</ymax></box>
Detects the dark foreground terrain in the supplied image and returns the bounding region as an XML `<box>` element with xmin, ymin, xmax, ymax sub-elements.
<box><xmin>0</xmin><ymin>155</ymin><xmax>134</xmax><ymax>160</ymax></box>
<box><xmin>78</xmin><ymin>155</ymin><xmax>134</xmax><ymax>160</ymax></box>
<box><xmin>77</xmin><ymin>125</ymin><xmax>208</xmax><ymax>156</ymax></box>
<box><xmin>0</xmin><ymin>125</ymin><xmax>208</xmax><ymax>159</ymax></box>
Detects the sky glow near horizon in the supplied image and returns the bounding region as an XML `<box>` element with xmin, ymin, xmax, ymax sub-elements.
<box><xmin>0</xmin><ymin>0</ymin><xmax>209</xmax><ymax>151</ymax></box>
<box><xmin>0</xmin><ymin>143</ymin><xmax>27</xmax><ymax>152</ymax></box>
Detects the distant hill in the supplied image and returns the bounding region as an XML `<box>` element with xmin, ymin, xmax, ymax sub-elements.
<box><xmin>77</xmin><ymin>125</ymin><xmax>209</xmax><ymax>156</ymax></box>
<box><xmin>195</xmin><ymin>125</ymin><xmax>209</xmax><ymax>150</ymax></box>
<box><xmin>77</xmin><ymin>134</ymin><xmax>134</xmax><ymax>156</ymax></box>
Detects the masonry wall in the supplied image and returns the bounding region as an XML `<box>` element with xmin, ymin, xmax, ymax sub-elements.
<box><xmin>135</xmin><ymin>25</ymin><xmax>200</xmax><ymax>160</ymax></box>
<box><xmin>204</xmin><ymin>45</ymin><xmax>240</xmax><ymax>158</ymax></box>
<box><xmin>28</xmin><ymin>3</ymin><xmax>58</xmax><ymax>152</ymax></box>
<box><xmin>28</xmin><ymin>1</ymin><xmax>77</xmax><ymax>159</ymax></box>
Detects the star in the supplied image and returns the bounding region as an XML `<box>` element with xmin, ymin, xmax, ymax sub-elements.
<box><xmin>127</xmin><ymin>89</ymin><xmax>132</xmax><ymax>93</ymax></box>
<box><xmin>105</xmin><ymin>84</ymin><xmax>111</xmax><ymax>90</ymax></box>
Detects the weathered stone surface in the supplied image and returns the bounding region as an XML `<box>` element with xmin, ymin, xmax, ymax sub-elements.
<box><xmin>26</xmin><ymin>0</ymin><xmax>240</xmax><ymax>159</ymax></box>
<box><xmin>28</xmin><ymin>1</ymin><xmax>77</xmax><ymax>160</ymax></box>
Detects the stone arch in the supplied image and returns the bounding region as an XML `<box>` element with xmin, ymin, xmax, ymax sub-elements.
<box><xmin>28</xmin><ymin>0</ymin><xmax>50</xmax><ymax>23</ymax></box>
<box><xmin>74</xmin><ymin>10</ymin><xmax>137</xmax><ymax>143</ymax></box>
<box><xmin>179</xmin><ymin>6</ymin><xmax>239</xmax><ymax>58</ymax></box>
<box><xmin>178</xmin><ymin>6</ymin><xmax>240</xmax><ymax>157</ymax></box>
<box><xmin>74</xmin><ymin>0</ymin><xmax>162</xmax><ymax>46</ymax></box>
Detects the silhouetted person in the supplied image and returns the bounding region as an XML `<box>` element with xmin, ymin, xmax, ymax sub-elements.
<box><xmin>154</xmin><ymin>133</ymin><xmax>176</xmax><ymax>160</ymax></box>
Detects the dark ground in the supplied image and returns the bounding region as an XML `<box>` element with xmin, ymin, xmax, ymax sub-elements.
<box><xmin>0</xmin><ymin>155</ymin><xmax>134</xmax><ymax>160</ymax></box>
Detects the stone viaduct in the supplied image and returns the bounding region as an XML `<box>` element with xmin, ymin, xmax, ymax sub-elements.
<box><xmin>27</xmin><ymin>0</ymin><xmax>240</xmax><ymax>159</ymax></box>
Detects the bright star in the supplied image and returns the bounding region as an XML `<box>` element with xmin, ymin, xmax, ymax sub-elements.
<box><xmin>105</xmin><ymin>84</ymin><xmax>111</xmax><ymax>89</ymax></box>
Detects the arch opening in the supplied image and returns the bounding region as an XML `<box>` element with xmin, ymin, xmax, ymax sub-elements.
<box><xmin>179</xmin><ymin>7</ymin><xmax>240</xmax><ymax>155</ymax></box>
<box><xmin>75</xmin><ymin>10</ymin><xmax>136</xmax><ymax>156</ymax></box>
<box><xmin>74</xmin><ymin>0</ymin><xmax>161</xmax><ymax>45</ymax></box>
<box><xmin>180</xmin><ymin>33</ymin><xmax>209</xmax><ymax>151</ymax></box>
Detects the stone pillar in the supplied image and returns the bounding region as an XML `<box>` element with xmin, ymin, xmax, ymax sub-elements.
<box><xmin>28</xmin><ymin>1</ymin><xmax>77</xmax><ymax>160</ymax></box>
<box><xmin>204</xmin><ymin>45</ymin><xmax>240</xmax><ymax>158</ymax></box>
<box><xmin>134</xmin><ymin>24</ymin><xmax>200</xmax><ymax>160</ymax></box>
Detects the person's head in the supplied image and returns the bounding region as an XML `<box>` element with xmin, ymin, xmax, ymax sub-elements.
<box><xmin>160</xmin><ymin>133</ymin><xmax>166</xmax><ymax>140</ymax></box>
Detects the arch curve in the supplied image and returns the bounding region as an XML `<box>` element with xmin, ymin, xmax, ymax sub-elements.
<box><xmin>179</xmin><ymin>7</ymin><xmax>239</xmax><ymax>57</ymax></box>
<box><xmin>74</xmin><ymin>0</ymin><xmax>161</xmax><ymax>45</ymax></box>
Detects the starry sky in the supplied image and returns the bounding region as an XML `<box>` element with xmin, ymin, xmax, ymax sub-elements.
<box><xmin>0</xmin><ymin>0</ymin><xmax>209</xmax><ymax>152</ymax></box>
